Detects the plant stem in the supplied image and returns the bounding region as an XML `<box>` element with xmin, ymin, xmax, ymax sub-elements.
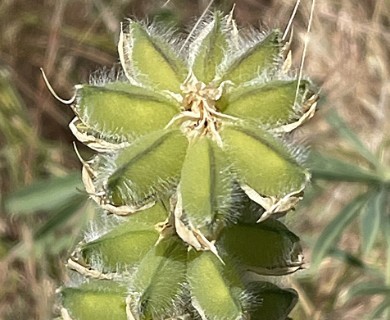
<box><xmin>385</xmin><ymin>233</ymin><xmax>390</xmax><ymax>319</ymax></box>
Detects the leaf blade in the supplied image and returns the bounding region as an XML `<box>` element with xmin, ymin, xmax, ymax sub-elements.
<box><xmin>360</xmin><ymin>189</ymin><xmax>385</xmax><ymax>256</ymax></box>
<box><xmin>311</xmin><ymin>193</ymin><xmax>367</xmax><ymax>268</ymax></box>
<box><xmin>326</xmin><ymin>111</ymin><xmax>380</xmax><ymax>168</ymax></box>
<box><xmin>5</xmin><ymin>173</ymin><xmax>82</xmax><ymax>215</ymax></box>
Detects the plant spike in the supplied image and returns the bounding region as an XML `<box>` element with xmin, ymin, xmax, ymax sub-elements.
<box><xmin>56</xmin><ymin>9</ymin><xmax>318</xmax><ymax>320</ymax></box>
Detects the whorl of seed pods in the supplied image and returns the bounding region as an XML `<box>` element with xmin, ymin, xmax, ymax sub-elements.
<box><xmin>58</xmin><ymin>10</ymin><xmax>318</xmax><ymax>320</ymax></box>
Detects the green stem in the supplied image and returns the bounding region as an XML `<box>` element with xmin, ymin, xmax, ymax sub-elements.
<box><xmin>386</xmin><ymin>242</ymin><xmax>390</xmax><ymax>320</ymax></box>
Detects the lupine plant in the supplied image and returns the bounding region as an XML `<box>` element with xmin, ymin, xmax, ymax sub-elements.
<box><xmin>55</xmin><ymin>11</ymin><xmax>318</xmax><ymax>320</ymax></box>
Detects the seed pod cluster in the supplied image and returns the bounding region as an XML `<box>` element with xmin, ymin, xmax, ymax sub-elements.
<box><xmin>58</xmin><ymin>10</ymin><xmax>318</xmax><ymax>320</ymax></box>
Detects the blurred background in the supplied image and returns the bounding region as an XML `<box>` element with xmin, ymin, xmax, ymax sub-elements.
<box><xmin>0</xmin><ymin>0</ymin><xmax>389</xmax><ymax>319</ymax></box>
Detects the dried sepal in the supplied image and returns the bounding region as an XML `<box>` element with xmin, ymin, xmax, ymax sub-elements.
<box><xmin>173</xmin><ymin>189</ymin><xmax>222</xmax><ymax>261</ymax></box>
<box><xmin>241</xmin><ymin>184</ymin><xmax>304</xmax><ymax>222</ymax></box>
<box><xmin>80</xmin><ymin>156</ymin><xmax>155</xmax><ymax>216</ymax></box>
<box><xmin>66</xmin><ymin>258</ymin><xmax>114</xmax><ymax>280</ymax></box>
<box><xmin>69</xmin><ymin>118</ymin><xmax>130</xmax><ymax>153</ymax></box>
<box><xmin>274</xmin><ymin>92</ymin><xmax>319</xmax><ymax>133</ymax></box>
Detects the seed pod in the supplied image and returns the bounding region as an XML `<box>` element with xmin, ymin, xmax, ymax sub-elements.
<box><xmin>81</xmin><ymin>203</ymin><xmax>168</xmax><ymax>272</ymax></box>
<box><xmin>102</xmin><ymin>129</ymin><xmax>188</xmax><ymax>207</ymax></box>
<box><xmin>127</xmin><ymin>236</ymin><xmax>187</xmax><ymax>319</ymax></box>
<box><xmin>187</xmin><ymin>250</ymin><xmax>245</xmax><ymax>320</ymax></box>
<box><xmin>219</xmin><ymin>80</ymin><xmax>313</xmax><ymax>126</ymax></box>
<box><xmin>221</xmin><ymin>124</ymin><xmax>309</xmax><ymax>197</ymax></box>
<box><xmin>222</xmin><ymin>30</ymin><xmax>282</xmax><ymax>84</ymax></box>
<box><xmin>72</xmin><ymin>83</ymin><xmax>179</xmax><ymax>144</ymax></box>
<box><xmin>220</xmin><ymin>218</ymin><xmax>303</xmax><ymax>275</ymax></box>
<box><xmin>246</xmin><ymin>281</ymin><xmax>298</xmax><ymax>320</ymax></box>
<box><xmin>61</xmin><ymin>281</ymin><xmax>127</xmax><ymax>320</ymax></box>
<box><xmin>119</xmin><ymin>20</ymin><xmax>187</xmax><ymax>92</ymax></box>
<box><xmin>180</xmin><ymin>137</ymin><xmax>233</xmax><ymax>233</ymax></box>
<box><xmin>190</xmin><ymin>11</ymin><xmax>229</xmax><ymax>84</ymax></box>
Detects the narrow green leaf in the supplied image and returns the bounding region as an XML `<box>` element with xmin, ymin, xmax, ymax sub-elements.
<box><xmin>308</xmin><ymin>152</ymin><xmax>383</xmax><ymax>185</ymax></box>
<box><xmin>222</xmin><ymin>30</ymin><xmax>281</xmax><ymax>84</ymax></box>
<box><xmin>61</xmin><ymin>281</ymin><xmax>127</xmax><ymax>320</ymax></box>
<box><xmin>311</xmin><ymin>194</ymin><xmax>367</xmax><ymax>268</ymax></box>
<box><xmin>328</xmin><ymin>248</ymin><xmax>366</xmax><ymax>270</ymax></box>
<box><xmin>191</xmin><ymin>11</ymin><xmax>228</xmax><ymax>83</ymax></box>
<box><xmin>180</xmin><ymin>137</ymin><xmax>232</xmax><ymax>229</ymax></box>
<box><xmin>187</xmin><ymin>251</ymin><xmax>245</xmax><ymax>319</ymax></box>
<box><xmin>5</xmin><ymin>173</ymin><xmax>82</xmax><ymax>215</ymax></box>
<box><xmin>221</xmin><ymin>124</ymin><xmax>308</xmax><ymax>196</ymax></box>
<box><xmin>74</xmin><ymin>83</ymin><xmax>179</xmax><ymax>142</ymax></box>
<box><xmin>81</xmin><ymin>203</ymin><xmax>168</xmax><ymax>272</ymax></box>
<box><xmin>104</xmin><ymin>129</ymin><xmax>188</xmax><ymax>206</ymax></box>
<box><xmin>119</xmin><ymin>20</ymin><xmax>186</xmax><ymax>92</ymax></box>
<box><xmin>247</xmin><ymin>281</ymin><xmax>298</xmax><ymax>320</ymax></box>
<box><xmin>360</xmin><ymin>190</ymin><xmax>384</xmax><ymax>256</ymax></box>
<box><xmin>129</xmin><ymin>236</ymin><xmax>187</xmax><ymax>319</ymax></box>
<box><xmin>220</xmin><ymin>80</ymin><xmax>312</xmax><ymax>126</ymax></box>
<box><xmin>326</xmin><ymin>111</ymin><xmax>380</xmax><ymax>168</ymax></box>
<box><xmin>34</xmin><ymin>194</ymin><xmax>85</xmax><ymax>240</ymax></box>
<box><xmin>348</xmin><ymin>282</ymin><xmax>390</xmax><ymax>298</ymax></box>
<box><xmin>369</xmin><ymin>298</ymin><xmax>390</xmax><ymax>320</ymax></box>
<box><xmin>378</xmin><ymin>189</ymin><xmax>390</xmax><ymax>245</ymax></box>
<box><xmin>220</xmin><ymin>219</ymin><xmax>303</xmax><ymax>275</ymax></box>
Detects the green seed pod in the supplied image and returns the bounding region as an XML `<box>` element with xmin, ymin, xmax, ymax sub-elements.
<box><xmin>72</xmin><ymin>83</ymin><xmax>179</xmax><ymax>144</ymax></box>
<box><xmin>119</xmin><ymin>20</ymin><xmax>187</xmax><ymax>92</ymax></box>
<box><xmin>221</xmin><ymin>124</ymin><xmax>309</xmax><ymax>197</ymax></box>
<box><xmin>220</xmin><ymin>218</ymin><xmax>303</xmax><ymax>275</ymax></box>
<box><xmin>218</xmin><ymin>80</ymin><xmax>313</xmax><ymax>126</ymax></box>
<box><xmin>128</xmin><ymin>236</ymin><xmax>187</xmax><ymax>319</ymax></box>
<box><xmin>103</xmin><ymin>129</ymin><xmax>188</xmax><ymax>206</ymax></box>
<box><xmin>80</xmin><ymin>203</ymin><xmax>168</xmax><ymax>272</ymax></box>
<box><xmin>61</xmin><ymin>281</ymin><xmax>127</xmax><ymax>320</ymax></box>
<box><xmin>190</xmin><ymin>11</ymin><xmax>228</xmax><ymax>84</ymax></box>
<box><xmin>180</xmin><ymin>137</ymin><xmax>233</xmax><ymax>233</ymax></box>
<box><xmin>222</xmin><ymin>30</ymin><xmax>282</xmax><ymax>84</ymax></box>
<box><xmin>247</xmin><ymin>281</ymin><xmax>298</xmax><ymax>320</ymax></box>
<box><xmin>187</xmin><ymin>250</ymin><xmax>245</xmax><ymax>319</ymax></box>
